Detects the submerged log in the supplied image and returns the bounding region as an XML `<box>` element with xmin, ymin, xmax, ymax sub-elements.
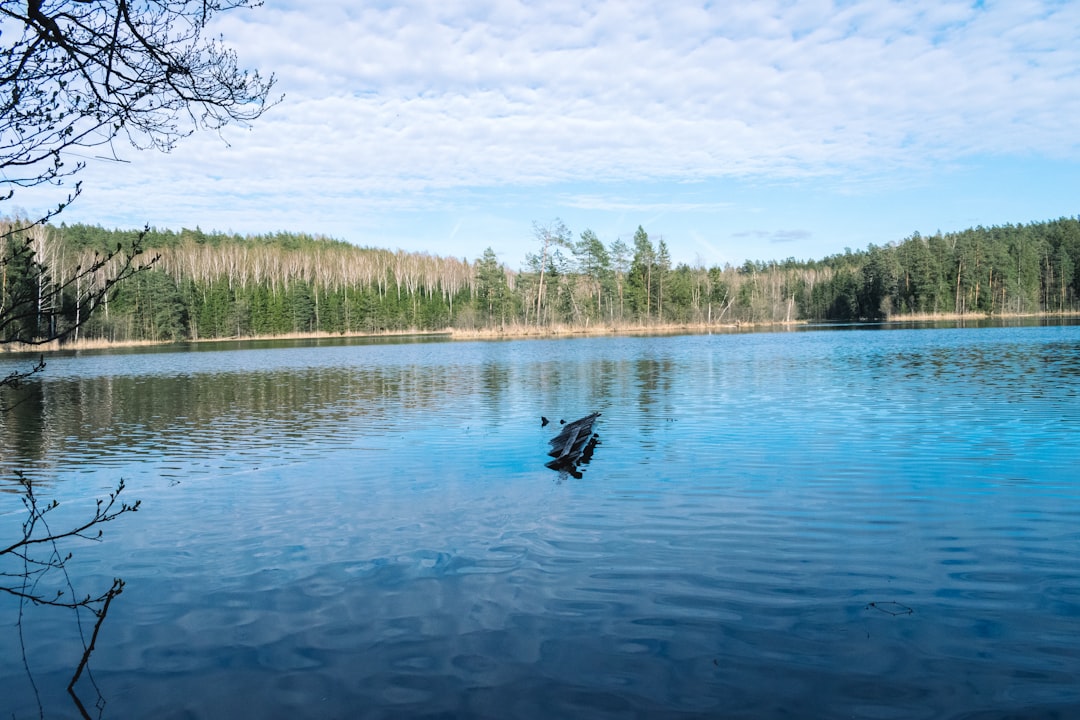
<box><xmin>545</xmin><ymin>412</ymin><xmax>601</xmax><ymax>473</ymax></box>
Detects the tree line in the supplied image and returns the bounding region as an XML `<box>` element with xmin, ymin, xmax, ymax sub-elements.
<box><xmin>2</xmin><ymin>215</ymin><xmax>1078</xmax><ymax>344</ymax></box>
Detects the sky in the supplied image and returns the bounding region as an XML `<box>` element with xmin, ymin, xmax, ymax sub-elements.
<box><xmin>11</xmin><ymin>0</ymin><xmax>1080</xmax><ymax>269</ymax></box>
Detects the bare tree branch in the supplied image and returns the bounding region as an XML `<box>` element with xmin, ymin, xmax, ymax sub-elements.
<box><xmin>1</xmin><ymin>0</ymin><xmax>279</xmax><ymax>192</ymax></box>
<box><xmin>3</xmin><ymin>473</ymin><xmax>139</xmax><ymax>717</ymax></box>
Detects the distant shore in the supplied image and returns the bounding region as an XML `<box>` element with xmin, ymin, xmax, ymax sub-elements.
<box><xmin>4</xmin><ymin>311</ymin><xmax>1076</xmax><ymax>355</ymax></box>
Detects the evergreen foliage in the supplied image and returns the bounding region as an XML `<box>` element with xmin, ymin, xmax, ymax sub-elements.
<box><xmin>5</xmin><ymin>217</ymin><xmax>1079</xmax><ymax>344</ymax></box>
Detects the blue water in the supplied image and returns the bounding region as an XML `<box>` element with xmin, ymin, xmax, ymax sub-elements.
<box><xmin>2</xmin><ymin>326</ymin><xmax>1079</xmax><ymax>719</ymax></box>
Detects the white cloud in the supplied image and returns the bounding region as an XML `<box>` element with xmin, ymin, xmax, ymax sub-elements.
<box><xmin>563</xmin><ymin>195</ymin><xmax>734</xmax><ymax>213</ymax></box>
<box><xmin>208</xmin><ymin>0</ymin><xmax>1080</xmax><ymax>184</ymax></box>
<box><xmin>733</xmin><ymin>229</ymin><xmax>814</xmax><ymax>244</ymax></box>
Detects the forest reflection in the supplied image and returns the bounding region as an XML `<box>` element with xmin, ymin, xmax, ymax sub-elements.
<box><xmin>0</xmin><ymin>363</ymin><xmax>478</xmax><ymax>480</ymax></box>
<box><xmin>9</xmin><ymin>328</ymin><xmax>1073</xmax><ymax>486</ymax></box>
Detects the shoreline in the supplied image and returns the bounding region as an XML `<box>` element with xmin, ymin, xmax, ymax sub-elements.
<box><xmin>3</xmin><ymin>311</ymin><xmax>1076</xmax><ymax>354</ymax></box>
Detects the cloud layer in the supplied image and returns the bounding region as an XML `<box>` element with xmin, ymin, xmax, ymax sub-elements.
<box><xmin>217</xmin><ymin>0</ymin><xmax>1079</xmax><ymax>189</ymax></box>
<box><xmin>14</xmin><ymin>0</ymin><xmax>1080</xmax><ymax>261</ymax></box>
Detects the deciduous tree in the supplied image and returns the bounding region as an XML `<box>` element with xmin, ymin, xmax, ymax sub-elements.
<box><xmin>1</xmin><ymin>0</ymin><xmax>277</xmax><ymax>208</ymax></box>
<box><xmin>528</xmin><ymin>219</ymin><xmax>571</xmax><ymax>326</ymax></box>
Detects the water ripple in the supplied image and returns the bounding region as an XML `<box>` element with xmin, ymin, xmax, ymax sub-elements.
<box><xmin>3</xmin><ymin>327</ymin><xmax>1080</xmax><ymax>718</ymax></box>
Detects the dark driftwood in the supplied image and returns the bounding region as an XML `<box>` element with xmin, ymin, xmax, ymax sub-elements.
<box><xmin>546</xmin><ymin>412</ymin><xmax>601</xmax><ymax>473</ymax></box>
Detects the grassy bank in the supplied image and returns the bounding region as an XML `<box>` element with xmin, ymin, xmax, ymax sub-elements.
<box><xmin>5</xmin><ymin>312</ymin><xmax>1076</xmax><ymax>355</ymax></box>
<box><xmin>2</xmin><ymin>321</ymin><xmax>776</xmax><ymax>353</ymax></box>
<box><xmin>883</xmin><ymin>311</ymin><xmax>1080</xmax><ymax>323</ymax></box>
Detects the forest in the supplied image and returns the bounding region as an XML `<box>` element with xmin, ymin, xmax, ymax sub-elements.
<box><xmin>2</xmin><ymin>215</ymin><xmax>1078</xmax><ymax>344</ymax></box>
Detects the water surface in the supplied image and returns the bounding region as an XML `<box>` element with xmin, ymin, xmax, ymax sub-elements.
<box><xmin>2</xmin><ymin>326</ymin><xmax>1079</xmax><ymax>719</ymax></box>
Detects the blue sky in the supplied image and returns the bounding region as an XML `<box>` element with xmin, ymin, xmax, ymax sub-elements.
<box><xmin>14</xmin><ymin>0</ymin><xmax>1080</xmax><ymax>269</ymax></box>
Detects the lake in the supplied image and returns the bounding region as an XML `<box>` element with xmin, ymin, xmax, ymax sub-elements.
<box><xmin>2</xmin><ymin>325</ymin><xmax>1079</xmax><ymax>719</ymax></box>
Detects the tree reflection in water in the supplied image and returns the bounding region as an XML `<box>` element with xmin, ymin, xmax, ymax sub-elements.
<box><xmin>2</xmin><ymin>475</ymin><xmax>139</xmax><ymax>719</ymax></box>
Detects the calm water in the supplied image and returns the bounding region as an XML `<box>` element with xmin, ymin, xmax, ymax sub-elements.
<box><xmin>2</xmin><ymin>326</ymin><xmax>1079</xmax><ymax>719</ymax></box>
